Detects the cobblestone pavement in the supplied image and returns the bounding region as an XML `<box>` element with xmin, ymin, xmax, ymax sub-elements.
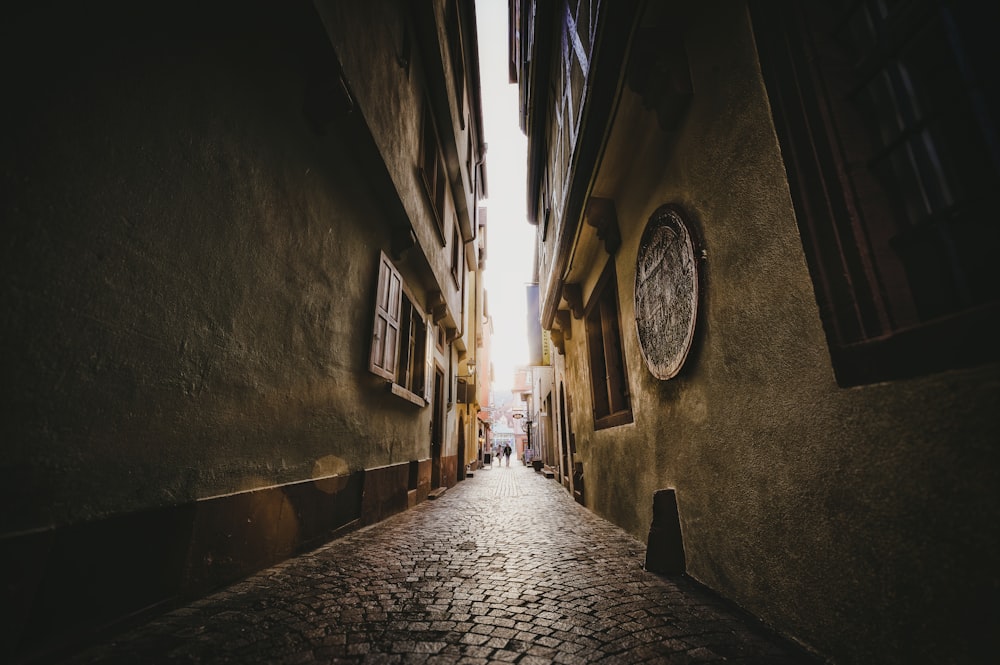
<box><xmin>63</xmin><ymin>461</ymin><xmax>821</xmax><ymax>664</ymax></box>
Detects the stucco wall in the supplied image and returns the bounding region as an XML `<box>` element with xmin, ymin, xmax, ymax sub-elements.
<box><xmin>560</xmin><ymin>2</ymin><xmax>999</xmax><ymax>663</ymax></box>
<box><xmin>1</xmin><ymin>3</ymin><xmax>433</xmax><ymax>533</ymax></box>
<box><xmin>315</xmin><ymin>0</ymin><xmax>470</xmax><ymax>329</ymax></box>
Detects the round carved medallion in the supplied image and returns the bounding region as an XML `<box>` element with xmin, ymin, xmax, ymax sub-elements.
<box><xmin>634</xmin><ymin>205</ymin><xmax>699</xmax><ymax>380</ymax></box>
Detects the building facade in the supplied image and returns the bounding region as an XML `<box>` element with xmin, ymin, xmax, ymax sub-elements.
<box><xmin>457</xmin><ymin>208</ymin><xmax>493</xmax><ymax>476</ymax></box>
<box><xmin>513</xmin><ymin>0</ymin><xmax>999</xmax><ymax>663</ymax></box>
<box><xmin>1</xmin><ymin>0</ymin><xmax>487</xmax><ymax>660</ymax></box>
<box><xmin>476</xmin><ymin>273</ymin><xmax>496</xmax><ymax>466</ymax></box>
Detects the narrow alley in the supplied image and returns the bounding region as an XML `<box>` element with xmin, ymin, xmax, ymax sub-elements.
<box><xmin>61</xmin><ymin>462</ymin><xmax>816</xmax><ymax>665</ymax></box>
<box><xmin>4</xmin><ymin>2</ymin><xmax>997</xmax><ymax>663</ymax></box>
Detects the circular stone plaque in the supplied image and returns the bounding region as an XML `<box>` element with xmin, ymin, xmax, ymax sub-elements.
<box><xmin>634</xmin><ymin>205</ymin><xmax>699</xmax><ymax>380</ymax></box>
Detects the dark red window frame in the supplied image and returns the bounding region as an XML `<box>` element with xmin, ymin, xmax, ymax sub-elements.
<box><xmin>752</xmin><ymin>0</ymin><xmax>1000</xmax><ymax>386</ymax></box>
<box><xmin>585</xmin><ymin>260</ymin><xmax>633</xmax><ymax>429</ymax></box>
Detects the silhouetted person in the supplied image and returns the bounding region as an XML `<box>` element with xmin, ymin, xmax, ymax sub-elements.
<box><xmin>503</xmin><ymin>444</ymin><xmax>512</xmax><ymax>467</ymax></box>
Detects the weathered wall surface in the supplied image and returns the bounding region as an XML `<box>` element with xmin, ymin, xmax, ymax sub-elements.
<box><xmin>1</xmin><ymin>2</ymin><xmax>482</xmax><ymax>659</ymax></box>
<box><xmin>560</xmin><ymin>2</ymin><xmax>999</xmax><ymax>663</ymax></box>
<box><xmin>1</xmin><ymin>2</ymin><xmax>430</xmax><ymax>533</ymax></box>
<box><xmin>315</xmin><ymin>0</ymin><xmax>472</xmax><ymax>330</ymax></box>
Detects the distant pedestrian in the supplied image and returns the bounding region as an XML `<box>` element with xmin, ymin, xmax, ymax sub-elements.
<box><xmin>503</xmin><ymin>444</ymin><xmax>512</xmax><ymax>467</ymax></box>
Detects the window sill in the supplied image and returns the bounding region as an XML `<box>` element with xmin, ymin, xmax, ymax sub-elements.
<box><xmin>829</xmin><ymin>300</ymin><xmax>1000</xmax><ymax>387</ymax></box>
<box><xmin>389</xmin><ymin>382</ymin><xmax>427</xmax><ymax>407</ymax></box>
<box><xmin>594</xmin><ymin>410</ymin><xmax>633</xmax><ymax>431</ymax></box>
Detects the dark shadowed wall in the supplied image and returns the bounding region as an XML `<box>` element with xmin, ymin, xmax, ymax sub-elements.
<box><xmin>543</xmin><ymin>2</ymin><xmax>999</xmax><ymax>663</ymax></box>
<box><xmin>1</xmin><ymin>1</ymin><xmax>442</xmax><ymax>659</ymax></box>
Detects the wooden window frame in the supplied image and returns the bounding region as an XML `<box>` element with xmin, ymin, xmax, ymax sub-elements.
<box><xmin>420</xmin><ymin>105</ymin><xmax>449</xmax><ymax>246</ymax></box>
<box><xmin>584</xmin><ymin>260</ymin><xmax>633</xmax><ymax>430</ymax></box>
<box><xmin>752</xmin><ymin>0</ymin><xmax>1000</xmax><ymax>386</ymax></box>
<box><xmin>450</xmin><ymin>222</ymin><xmax>463</xmax><ymax>286</ymax></box>
<box><xmin>369</xmin><ymin>252</ymin><xmax>401</xmax><ymax>381</ymax></box>
<box><xmin>369</xmin><ymin>252</ymin><xmax>430</xmax><ymax>406</ymax></box>
<box><xmin>446</xmin><ymin>0</ymin><xmax>467</xmax><ymax>130</ymax></box>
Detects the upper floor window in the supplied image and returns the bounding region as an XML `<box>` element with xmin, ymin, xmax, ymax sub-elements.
<box><xmin>446</xmin><ymin>0</ymin><xmax>467</xmax><ymax>129</ymax></box>
<box><xmin>421</xmin><ymin>105</ymin><xmax>449</xmax><ymax>245</ymax></box>
<box><xmin>370</xmin><ymin>252</ymin><xmax>429</xmax><ymax>406</ymax></box>
<box><xmin>451</xmin><ymin>223</ymin><xmax>462</xmax><ymax>284</ymax></box>
<box><xmin>754</xmin><ymin>0</ymin><xmax>1000</xmax><ymax>385</ymax></box>
<box><xmin>585</xmin><ymin>259</ymin><xmax>632</xmax><ymax>429</ymax></box>
<box><xmin>466</xmin><ymin>129</ymin><xmax>474</xmax><ymax>193</ymax></box>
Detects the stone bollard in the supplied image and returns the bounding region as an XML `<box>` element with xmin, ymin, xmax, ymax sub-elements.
<box><xmin>644</xmin><ymin>489</ymin><xmax>686</xmax><ymax>575</ymax></box>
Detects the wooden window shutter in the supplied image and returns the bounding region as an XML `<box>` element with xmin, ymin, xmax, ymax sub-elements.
<box><xmin>370</xmin><ymin>252</ymin><xmax>402</xmax><ymax>380</ymax></box>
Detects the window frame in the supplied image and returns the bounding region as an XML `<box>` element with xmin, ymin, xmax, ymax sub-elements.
<box><xmin>369</xmin><ymin>252</ymin><xmax>401</xmax><ymax>382</ymax></box>
<box><xmin>369</xmin><ymin>252</ymin><xmax>430</xmax><ymax>406</ymax></box>
<box><xmin>752</xmin><ymin>0</ymin><xmax>1000</xmax><ymax>386</ymax></box>
<box><xmin>420</xmin><ymin>104</ymin><xmax>449</xmax><ymax>246</ymax></box>
<box><xmin>446</xmin><ymin>0</ymin><xmax>467</xmax><ymax>131</ymax></box>
<box><xmin>450</xmin><ymin>222</ymin><xmax>463</xmax><ymax>286</ymax></box>
<box><xmin>584</xmin><ymin>259</ymin><xmax>633</xmax><ymax>430</ymax></box>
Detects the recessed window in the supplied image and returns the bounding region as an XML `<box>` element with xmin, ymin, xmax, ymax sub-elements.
<box><xmin>370</xmin><ymin>252</ymin><xmax>429</xmax><ymax>406</ymax></box>
<box><xmin>585</xmin><ymin>260</ymin><xmax>632</xmax><ymax>429</ymax></box>
<box><xmin>421</xmin><ymin>106</ymin><xmax>449</xmax><ymax>245</ymax></box>
<box><xmin>446</xmin><ymin>0</ymin><xmax>467</xmax><ymax>129</ymax></box>
<box><xmin>451</xmin><ymin>222</ymin><xmax>463</xmax><ymax>284</ymax></box>
<box><xmin>754</xmin><ymin>0</ymin><xmax>1000</xmax><ymax>385</ymax></box>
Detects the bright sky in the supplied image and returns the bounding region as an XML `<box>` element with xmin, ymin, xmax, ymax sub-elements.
<box><xmin>476</xmin><ymin>2</ymin><xmax>535</xmax><ymax>394</ymax></box>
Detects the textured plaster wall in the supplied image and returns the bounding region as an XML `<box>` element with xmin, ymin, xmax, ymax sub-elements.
<box><xmin>1</xmin><ymin>4</ymin><xmax>432</xmax><ymax>534</ymax></box>
<box><xmin>562</xmin><ymin>2</ymin><xmax>999</xmax><ymax>663</ymax></box>
<box><xmin>315</xmin><ymin>0</ymin><xmax>468</xmax><ymax>327</ymax></box>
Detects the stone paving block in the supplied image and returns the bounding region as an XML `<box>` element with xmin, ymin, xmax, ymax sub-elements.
<box><xmin>62</xmin><ymin>463</ymin><xmax>822</xmax><ymax>664</ymax></box>
<box><xmin>552</xmin><ymin>648</ymin><xmax>596</xmax><ymax>665</ymax></box>
<box><xmin>460</xmin><ymin>632</ymin><xmax>491</xmax><ymax>646</ymax></box>
<box><xmin>518</xmin><ymin>655</ymin><xmax>555</xmax><ymax>665</ymax></box>
<box><xmin>488</xmin><ymin>649</ymin><xmax>520</xmax><ymax>662</ymax></box>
